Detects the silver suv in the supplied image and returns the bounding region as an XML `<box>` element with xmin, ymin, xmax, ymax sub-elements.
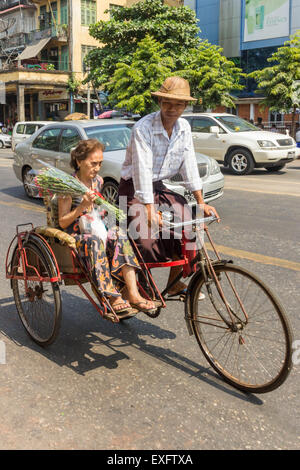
<box><xmin>12</xmin><ymin>120</ymin><xmax>224</xmax><ymax>204</ymax></box>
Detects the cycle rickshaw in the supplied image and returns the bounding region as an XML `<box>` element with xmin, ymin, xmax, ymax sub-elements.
<box><xmin>5</xmin><ymin>201</ymin><xmax>293</xmax><ymax>394</ymax></box>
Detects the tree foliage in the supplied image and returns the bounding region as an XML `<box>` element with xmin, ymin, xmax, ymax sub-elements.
<box><xmin>249</xmin><ymin>32</ymin><xmax>300</xmax><ymax>135</ymax></box>
<box><xmin>178</xmin><ymin>41</ymin><xmax>244</xmax><ymax>110</ymax></box>
<box><xmin>85</xmin><ymin>0</ymin><xmax>245</xmax><ymax>114</ymax></box>
<box><xmin>107</xmin><ymin>35</ymin><xmax>174</xmax><ymax>115</ymax></box>
<box><xmin>85</xmin><ymin>0</ymin><xmax>200</xmax><ymax>88</ymax></box>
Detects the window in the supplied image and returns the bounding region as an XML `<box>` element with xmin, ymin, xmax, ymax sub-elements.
<box><xmin>85</xmin><ymin>125</ymin><xmax>132</xmax><ymax>151</ymax></box>
<box><xmin>59</xmin><ymin>128</ymin><xmax>81</xmax><ymax>153</ymax></box>
<box><xmin>192</xmin><ymin>118</ymin><xmax>217</xmax><ymax>133</ymax></box>
<box><xmin>16</xmin><ymin>124</ymin><xmax>25</xmax><ymax>134</ymax></box>
<box><xmin>60</xmin><ymin>0</ymin><xmax>68</xmax><ymax>25</ymax></box>
<box><xmin>39</xmin><ymin>5</ymin><xmax>48</xmax><ymax>30</ymax></box>
<box><xmin>270</xmin><ymin>112</ymin><xmax>283</xmax><ymax>123</ymax></box>
<box><xmin>215</xmin><ymin>115</ymin><xmax>257</xmax><ymax>133</ymax></box>
<box><xmin>81</xmin><ymin>45</ymin><xmax>94</xmax><ymax>72</ymax></box>
<box><xmin>60</xmin><ymin>45</ymin><xmax>69</xmax><ymax>71</ymax></box>
<box><xmin>81</xmin><ymin>0</ymin><xmax>96</xmax><ymax>26</ymax></box>
<box><xmin>33</xmin><ymin>128</ymin><xmax>61</xmax><ymax>150</ymax></box>
<box><xmin>182</xmin><ymin>116</ymin><xmax>192</xmax><ymax>126</ymax></box>
<box><xmin>25</xmin><ymin>124</ymin><xmax>37</xmax><ymax>135</ymax></box>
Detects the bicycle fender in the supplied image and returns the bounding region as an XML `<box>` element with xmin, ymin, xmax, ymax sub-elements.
<box><xmin>24</xmin><ymin>232</ymin><xmax>61</xmax><ymax>283</ymax></box>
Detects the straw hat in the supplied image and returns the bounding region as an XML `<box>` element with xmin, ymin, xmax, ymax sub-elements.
<box><xmin>151</xmin><ymin>76</ymin><xmax>196</xmax><ymax>102</ymax></box>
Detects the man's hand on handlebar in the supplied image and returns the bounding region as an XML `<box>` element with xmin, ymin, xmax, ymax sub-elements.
<box><xmin>203</xmin><ymin>203</ymin><xmax>220</xmax><ymax>222</ymax></box>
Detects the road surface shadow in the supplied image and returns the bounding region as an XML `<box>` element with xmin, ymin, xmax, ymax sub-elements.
<box><xmin>0</xmin><ymin>185</ymin><xmax>44</xmax><ymax>206</ymax></box>
<box><xmin>0</xmin><ymin>292</ymin><xmax>262</xmax><ymax>404</ymax></box>
<box><xmin>221</xmin><ymin>167</ymin><xmax>287</xmax><ymax>176</ymax></box>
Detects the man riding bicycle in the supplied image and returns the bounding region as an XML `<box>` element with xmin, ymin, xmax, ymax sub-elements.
<box><xmin>118</xmin><ymin>76</ymin><xmax>219</xmax><ymax>296</ymax></box>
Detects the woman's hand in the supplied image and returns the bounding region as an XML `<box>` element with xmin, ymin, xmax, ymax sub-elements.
<box><xmin>79</xmin><ymin>189</ymin><xmax>97</xmax><ymax>212</ymax></box>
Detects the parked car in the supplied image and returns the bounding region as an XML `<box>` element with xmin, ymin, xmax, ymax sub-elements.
<box><xmin>12</xmin><ymin>121</ymin><xmax>49</xmax><ymax>151</ymax></box>
<box><xmin>12</xmin><ymin>120</ymin><xmax>224</xmax><ymax>205</ymax></box>
<box><xmin>0</xmin><ymin>132</ymin><xmax>11</xmax><ymax>148</ymax></box>
<box><xmin>182</xmin><ymin>113</ymin><xmax>297</xmax><ymax>175</ymax></box>
<box><xmin>98</xmin><ymin>110</ymin><xmax>126</xmax><ymax>119</ymax></box>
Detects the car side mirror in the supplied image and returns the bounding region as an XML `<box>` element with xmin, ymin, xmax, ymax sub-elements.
<box><xmin>210</xmin><ymin>126</ymin><xmax>220</xmax><ymax>136</ymax></box>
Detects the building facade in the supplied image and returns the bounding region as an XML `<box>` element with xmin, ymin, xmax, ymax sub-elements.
<box><xmin>0</xmin><ymin>0</ymin><xmax>129</xmax><ymax>125</ymax></box>
<box><xmin>185</xmin><ymin>0</ymin><xmax>300</xmax><ymax>127</ymax></box>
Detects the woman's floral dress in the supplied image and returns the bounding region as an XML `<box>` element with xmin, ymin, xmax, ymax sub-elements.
<box><xmin>64</xmin><ymin>175</ymin><xmax>140</xmax><ymax>297</ymax></box>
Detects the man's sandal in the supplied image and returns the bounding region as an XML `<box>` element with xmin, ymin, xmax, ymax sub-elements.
<box><xmin>130</xmin><ymin>300</ymin><xmax>157</xmax><ymax>314</ymax></box>
<box><xmin>166</xmin><ymin>288</ymin><xmax>205</xmax><ymax>300</ymax></box>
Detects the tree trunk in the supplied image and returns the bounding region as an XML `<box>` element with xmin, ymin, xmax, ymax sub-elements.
<box><xmin>291</xmin><ymin>104</ymin><xmax>296</xmax><ymax>139</ymax></box>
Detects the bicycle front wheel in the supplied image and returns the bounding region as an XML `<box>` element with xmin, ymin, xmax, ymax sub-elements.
<box><xmin>190</xmin><ymin>265</ymin><xmax>293</xmax><ymax>393</ymax></box>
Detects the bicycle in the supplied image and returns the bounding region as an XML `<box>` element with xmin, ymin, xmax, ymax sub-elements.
<box><xmin>5</xmin><ymin>214</ymin><xmax>293</xmax><ymax>394</ymax></box>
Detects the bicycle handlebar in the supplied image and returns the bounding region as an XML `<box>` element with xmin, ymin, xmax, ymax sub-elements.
<box><xmin>162</xmin><ymin>213</ymin><xmax>219</xmax><ymax>229</ymax></box>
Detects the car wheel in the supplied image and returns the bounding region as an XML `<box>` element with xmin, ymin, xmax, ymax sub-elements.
<box><xmin>228</xmin><ymin>148</ymin><xmax>255</xmax><ymax>175</ymax></box>
<box><xmin>22</xmin><ymin>167</ymin><xmax>37</xmax><ymax>198</ymax></box>
<box><xmin>101</xmin><ymin>180</ymin><xmax>119</xmax><ymax>206</ymax></box>
<box><xmin>0</xmin><ymin>140</ymin><xmax>4</xmax><ymax>149</ymax></box>
<box><xmin>265</xmin><ymin>165</ymin><xmax>286</xmax><ymax>172</ymax></box>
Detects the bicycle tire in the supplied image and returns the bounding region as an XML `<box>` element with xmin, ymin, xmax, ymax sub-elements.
<box><xmin>11</xmin><ymin>240</ymin><xmax>62</xmax><ymax>346</ymax></box>
<box><xmin>189</xmin><ymin>264</ymin><xmax>293</xmax><ymax>393</ymax></box>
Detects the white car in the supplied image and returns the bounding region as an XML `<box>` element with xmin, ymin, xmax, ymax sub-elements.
<box><xmin>12</xmin><ymin>121</ymin><xmax>49</xmax><ymax>151</ymax></box>
<box><xmin>183</xmin><ymin>113</ymin><xmax>297</xmax><ymax>175</ymax></box>
<box><xmin>12</xmin><ymin>120</ymin><xmax>224</xmax><ymax>205</ymax></box>
<box><xmin>0</xmin><ymin>132</ymin><xmax>11</xmax><ymax>148</ymax></box>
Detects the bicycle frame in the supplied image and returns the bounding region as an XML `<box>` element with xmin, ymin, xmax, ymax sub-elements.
<box><xmin>6</xmin><ymin>216</ymin><xmax>249</xmax><ymax>330</ymax></box>
<box><xmin>131</xmin><ymin>215</ymin><xmax>250</xmax><ymax>331</ymax></box>
<box><xmin>5</xmin><ymin>224</ymin><xmax>115</xmax><ymax>321</ymax></box>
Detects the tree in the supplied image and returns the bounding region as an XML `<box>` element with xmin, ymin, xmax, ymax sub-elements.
<box><xmin>85</xmin><ymin>0</ymin><xmax>200</xmax><ymax>88</ymax></box>
<box><xmin>178</xmin><ymin>41</ymin><xmax>244</xmax><ymax>110</ymax></box>
<box><xmin>107</xmin><ymin>35</ymin><xmax>174</xmax><ymax>116</ymax></box>
<box><xmin>249</xmin><ymin>32</ymin><xmax>300</xmax><ymax>137</ymax></box>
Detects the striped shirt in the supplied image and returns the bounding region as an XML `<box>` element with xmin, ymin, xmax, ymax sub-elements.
<box><xmin>121</xmin><ymin>111</ymin><xmax>203</xmax><ymax>204</ymax></box>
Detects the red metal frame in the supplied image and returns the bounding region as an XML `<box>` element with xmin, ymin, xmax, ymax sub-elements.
<box><xmin>5</xmin><ymin>226</ymin><xmax>118</xmax><ymax>321</ymax></box>
<box><xmin>6</xmin><ymin>223</ymin><xmax>197</xmax><ymax>322</ymax></box>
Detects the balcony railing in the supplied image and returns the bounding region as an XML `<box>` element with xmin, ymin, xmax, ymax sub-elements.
<box><xmin>0</xmin><ymin>0</ymin><xmax>34</xmax><ymax>11</ymax></box>
<box><xmin>25</xmin><ymin>24</ymin><xmax>68</xmax><ymax>44</ymax></box>
<box><xmin>0</xmin><ymin>32</ymin><xmax>27</xmax><ymax>50</ymax></box>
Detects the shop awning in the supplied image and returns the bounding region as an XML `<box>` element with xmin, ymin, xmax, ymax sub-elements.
<box><xmin>17</xmin><ymin>37</ymin><xmax>51</xmax><ymax>61</ymax></box>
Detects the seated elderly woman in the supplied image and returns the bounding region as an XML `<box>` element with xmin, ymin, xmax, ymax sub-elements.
<box><xmin>57</xmin><ymin>139</ymin><xmax>155</xmax><ymax>318</ymax></box>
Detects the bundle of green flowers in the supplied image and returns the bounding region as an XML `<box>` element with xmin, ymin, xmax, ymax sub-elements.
<box><xmin>33</xmin><ymin>164</ymin><xmax>126</xmax><ymax>221</ymax></box>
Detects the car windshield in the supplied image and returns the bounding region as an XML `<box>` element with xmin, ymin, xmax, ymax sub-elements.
<box><xmin>214</xmin><ymin>115</ymin><xmax>257</xmax><ymax>132</ymax></box>
<box><xmin>85</xmin><ymin>125</ymin><xmax>132</xmax><ymax>151</ymax></box>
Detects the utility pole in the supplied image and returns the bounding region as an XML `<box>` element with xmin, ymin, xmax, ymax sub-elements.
<box><xmin>87</xmin><ymin>76</ymin><xmax>91</xmax><ymax>119</ymax></box>
<box><xmin>68</xmin><ymin>0</ymin><xmax>73</xmax><ymax>113</ymax></box>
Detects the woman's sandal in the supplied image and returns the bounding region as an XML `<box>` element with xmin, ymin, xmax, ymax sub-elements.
<box><xmin>112</xmin><ymin>300</ymin><xmax>138</xmax><ymax>317</ymax></box>
<box><xmin>130</xmin><ymin>300</ymin><xmax>157</xmax><ymax>313</ymax></box>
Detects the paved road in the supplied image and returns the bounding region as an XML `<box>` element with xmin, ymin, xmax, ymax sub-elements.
<box><xmin>0</xmin><ymin>150</ymin><xmax>299</xmax><ymax>451</ymax></box>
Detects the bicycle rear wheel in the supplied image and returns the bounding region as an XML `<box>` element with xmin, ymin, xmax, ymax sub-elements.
<box><xmin>11</xmin><ymin>240</ymin><xmax>62</xmax><ymax>346</ymax></box>
<box><xmin>190</xmin><ymin>265</ymin><xmax>293</xmax><ymax>393</ymax></box>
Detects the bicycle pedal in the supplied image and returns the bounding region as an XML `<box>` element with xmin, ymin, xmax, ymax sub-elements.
<box><xmin>103</xmin><ymin>311</ymin><xmax>119</xmax><ymax>323</ymax></box>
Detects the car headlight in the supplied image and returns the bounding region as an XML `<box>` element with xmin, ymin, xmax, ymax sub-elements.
<box><xmin>209</xmin><ymin>158</ymin><xmax>220</xmax><ymax>175</ymax></box>
<box><xmin>257</xmin><ymin>140</ymin><xmax>276</xmax><ymax>148</ymax></box>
